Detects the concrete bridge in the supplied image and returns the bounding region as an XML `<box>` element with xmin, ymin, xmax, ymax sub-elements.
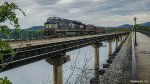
<box><xmin>0</xmin><ymin>32</ymin><xmax>129</xmax><ymax>84</ymax></box>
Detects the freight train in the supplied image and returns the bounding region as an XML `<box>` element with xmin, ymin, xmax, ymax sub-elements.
<box><xmin>44</xmin><ymin>17</ymin><xmax>105</xmax><ymax>37</ymax></box>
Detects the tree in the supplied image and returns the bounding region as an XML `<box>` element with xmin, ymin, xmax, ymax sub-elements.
<box><xmin>0</xmin><ymin>1</ymin><xmax>26</xmax><ymax>83</ymax></box>
<box><xmin>0</xmin><ymin>77</ymin><xmax>12</xmax><ymax>84</ymax></box>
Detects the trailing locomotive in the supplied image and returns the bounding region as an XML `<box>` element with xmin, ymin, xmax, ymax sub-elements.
<box><xmin>44</xmin><ymin>17</ymin><xmax>105</xmax><ymax>37</ymax></box>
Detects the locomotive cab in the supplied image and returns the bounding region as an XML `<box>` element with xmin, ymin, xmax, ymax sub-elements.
<box><xmin>44</xmin><ymin>17</ymin><xmax>60</xmax><ymax>37</ymax></box>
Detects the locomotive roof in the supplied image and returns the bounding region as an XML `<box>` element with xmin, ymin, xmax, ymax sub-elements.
<box><xmin>45</xmin><ymin>17</ymin><xmax>83</xmax><ymax>24</ymax></box>
<box><xmin>48</xmin><ymin>17</ymin><xmax>61</xmax><ymax>19</ymax></box>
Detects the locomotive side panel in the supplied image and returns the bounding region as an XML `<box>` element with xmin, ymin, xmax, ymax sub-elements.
<box><xmin>95</xmin><ymin>27</ymin><xmax>106</xmax><ymax>34</ymax></box>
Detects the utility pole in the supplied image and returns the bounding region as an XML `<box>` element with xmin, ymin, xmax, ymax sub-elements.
<box><xmin>134</xmin><ymin>17</ymin><xmax>137</xmax><ymax>46</ymax></box>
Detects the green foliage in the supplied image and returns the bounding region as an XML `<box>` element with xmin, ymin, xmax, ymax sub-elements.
<box><xmin>136</xmin><ymin>25</ymin><xmax>150</xmax><ymax>32</ymax></box>
<box><xmin>0</xmin><ymin>77</ymin><xmax>12</xmax><ymax>84</ymax></box>
<box><xmin>0</xmin><ymin>1</ymin><xmax>26</xmax><ymax>31</ymax></box>
<box><xmin>106</xmin><ymin>28</ymin><xmax>131</xmax><ymax>33</ymax></box>
<box><xmin>0</xmin><ymin>1</ymin><xmax>25</xmax><ymax>83</ymax></box>
<box><xmin>0</xmin><ymin>1</ymin><xmax>25</xmax><ymax>63</ymax></box>
<box><xmin>3</xmin><ymin>29</ymin><xmax>44</xmax><ymax>40</ymax></box>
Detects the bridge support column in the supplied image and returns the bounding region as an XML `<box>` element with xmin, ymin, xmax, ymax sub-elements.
<box><xmin>92</xmin><ymin>42</ymin><xmax>102</xmax><ymax>78</ymax></box>
<box><xmin>53</xmin><ymin>65</ymin><xmax>63</xmax><ymax>84</ymax></box>
<box><xmin>120</xmin><ymin>36</ymin><xmax>123</xmax><ymax>42</ymax></box>
<box><xmin>115</xmin><ymin>38</ymin><xmax>119</xmax><ymax>49</ymax></box>
<box><xmin>118</xmin><ymin>36</ymin><xmax>121</xmax><ymax>46</ymax></box>
<box><xmin>90</xmin><ymin>42</ymin><xmax>102</xmax><ymax>84</ymax></box>
<box><xmin>93</xmin><ymin>43</ymin><xmax>99</xmax><ymax>78</ymax></box>
<box><xmin>46</xmin><ymin>54</ymin><xmax>70</xmax><ymax>84</ymax></box>
<box><xmin>122</xmin><ymin>35</ymin><xmax>125</xmax><ymax>41</ymax></box>
<box><xmin>108</xmin><ymin>39</ymin><xmax>112</xmax><ymax>57</ymax></box>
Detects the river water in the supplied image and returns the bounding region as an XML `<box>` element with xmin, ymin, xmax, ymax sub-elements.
<box><xmin>0</xmin><ymin>41</ymin><xmax>117</xmax><ymax>84</ymax></box>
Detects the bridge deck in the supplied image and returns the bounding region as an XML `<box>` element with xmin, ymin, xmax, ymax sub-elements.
<box><xmin>10</xmin><ymin>34</ymin><xmax>105</xmax><ymax>49</ymax></box>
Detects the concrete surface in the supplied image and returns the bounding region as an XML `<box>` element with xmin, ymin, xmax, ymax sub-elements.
<box><xmin>136</xmin><ymin>32</ymin><xmax>150</xmax><ymax>82</ymax></box>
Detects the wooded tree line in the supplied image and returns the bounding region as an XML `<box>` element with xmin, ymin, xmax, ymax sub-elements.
<box><xmin>106</xmin><ymin>28</ymin><xmax>131</xmax><ymax>33</ymax></box>
<box><xmin>106</xmin><ymin>25</ymin><xmax>150</xmax><ymax>33</ymax></box>
<box><xmin>0</xmin><ymin>30</ymin><xmax>44</xmax><ymax>40</ymax></box>
<box><xmin>136</xmin><ymin>25</ymin><xmax>150</xmax><ymax>32</ymax></box>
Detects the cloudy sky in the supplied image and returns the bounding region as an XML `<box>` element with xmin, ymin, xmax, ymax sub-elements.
<box><xmin>1</xmin><ymin>0</ymin><xmax>150</xmax><ymax>28</ymax></box>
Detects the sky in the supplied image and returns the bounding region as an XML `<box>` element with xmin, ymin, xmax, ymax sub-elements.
<box><xmin>1</xmin><ymin>0</ymin><xmax>150</xmax><ymax>28</ymax></box>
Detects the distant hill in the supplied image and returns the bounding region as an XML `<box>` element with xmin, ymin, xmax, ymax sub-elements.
<box><xmin>117</xmin><ymin>22</ymin><xmax>150</xmax><ymax>28</ymax></box>
<box><xmin>141</xmin><ymin>22</ymin><xmax>150</xmax><ymax>26</ymax></box>
<box><xmin>26</xmin><ymin>22</ymin><xmax>150</xmax><ymax>30</ymax></box>
<box><xmin>27</xmin><ymin>26</ymin><xmax>44</xmax><ymax>30</ymax></box>
<box><xmin>106</xmin><ymin>27</ymin><xmax>118</xmax><ymax>29</ymax></box>
<box><xmin>118</xmin><ymin>24</ymin><xmax>133</xmax><ymax>28</ymax></box>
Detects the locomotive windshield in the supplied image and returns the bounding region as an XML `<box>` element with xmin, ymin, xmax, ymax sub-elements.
<box><xmin>47</xmin><ymin>19</ymin><xmax>57</xmax><ymax>24</ymax></box>
<box><xmin>44</xmin><ymin>18</ymin><xmax>59</xmax><ymax>30</ymax></box>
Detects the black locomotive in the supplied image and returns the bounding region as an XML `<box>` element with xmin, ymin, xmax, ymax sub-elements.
<box><xmin>44</xmin><ymin>17</ymin><xmax>105</xmax><ymax>37</ymax></box>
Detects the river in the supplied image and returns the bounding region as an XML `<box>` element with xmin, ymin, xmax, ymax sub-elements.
<box><xmin>0</xmin><ymin>41</ymin><xmax>117</xmax><ymax>84</ymax></box>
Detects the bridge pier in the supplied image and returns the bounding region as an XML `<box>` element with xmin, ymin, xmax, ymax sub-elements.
<box><xmin>90</xmin><ymin>42</ymin><xmax>102</xmax><ymax>84</ymax></box>
<box><xmin>46</xmin><ymin>54</ymin><xmax>70</xmax><ymax>84</ymax></box>
<box><xmin>120</xmin><ymin>35</ymin><xmax>124</xmax><ymax>44</ymax></box>
<box><xmin>115</xmin><ymin>38</ymin><xmax>119</xmax><ymax>49</ymax></box>
<box><xmin>120</xmin><ymin>36</ymin><xmax>123</xmax><ymax>42</ymax></box>
<box><xmin>122</xmin><ymin>35</ymin><xmax>125</xmax><ymax>41</ymax></box>
<box><xmin>118</xmin><ymin>36</ymin><xmax>121</xmax><ymax>46</ymax></box>
<box><xmin>108</xmin><ymin>39</ymin><xmax>112</xmax><ymax>57</ymax></box>
<box><xmin>53</xmin><ymin>65</ymin><xmax>63</xmax><ymax>84</ymax></box>
<box><xmin>92</xmin><ymin>43</ymin><xmax>101</xmax><ymax>78</ymax></box>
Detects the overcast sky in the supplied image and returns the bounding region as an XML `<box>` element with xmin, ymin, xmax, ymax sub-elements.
<box><xmin>1</xmin><ymin>0</ymin><xmax>150</xmax><ymax>28</ymax></box>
